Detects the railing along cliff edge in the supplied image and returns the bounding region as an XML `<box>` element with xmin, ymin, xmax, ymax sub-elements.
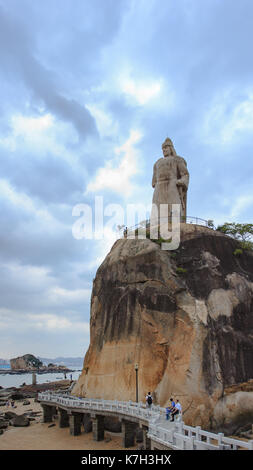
<box><xmin>38</xmin><ymin>392</ymin><xmax>253</xmax><ymax>450</ymax></box>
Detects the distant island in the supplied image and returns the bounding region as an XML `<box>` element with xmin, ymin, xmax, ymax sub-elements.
<box><xmin>38</xmin><ymin>356</ymin><xmax>83</xmax><ymax>367</ymax></box>
<box><xmin>0</xmin><ymin>354</ymin><xmax>81</xmax><ymax>375</ymax></box>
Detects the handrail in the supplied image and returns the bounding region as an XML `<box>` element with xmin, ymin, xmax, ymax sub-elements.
<box><xmin>118</xmin><ymin>216</ymin><xmax>214</xmax><ymax>237</ymax></box>
<box><xmin>38</xmin><ymin>392</ymin><xmax>253</xmax><ymax>450</ymax></box>
<box><xmin>38</xmin><ymin>393</ymin><xmax>159</xmax><ymax>421</ymax></box>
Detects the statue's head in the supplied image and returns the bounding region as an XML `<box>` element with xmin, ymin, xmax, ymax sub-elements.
<box><xmin>162</xmin><ymin>138</ymin><xmax>176</xmax><ymax>158</ymax></box>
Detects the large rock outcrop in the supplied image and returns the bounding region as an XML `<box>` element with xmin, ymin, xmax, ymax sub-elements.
<box><xmin>10</xmin><ymin>354</ymin><xmax>43</xmax><ymax>370</ymax></box>
<box><xmin>73</xmin><ymin>225</ymin><xmax>253</xmax><ymax>433</ymax></box>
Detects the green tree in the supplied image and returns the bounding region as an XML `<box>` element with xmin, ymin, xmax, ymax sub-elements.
<box><xmin>216</xmin><ymin>222</ymin><xmax>253</xmax><ymax>250</ymax></box>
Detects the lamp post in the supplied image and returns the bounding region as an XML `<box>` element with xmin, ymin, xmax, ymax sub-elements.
<box><xmin>135</xmin><ymin>363</ymin><xmax>139</xmax><ymax>403</ymax></box>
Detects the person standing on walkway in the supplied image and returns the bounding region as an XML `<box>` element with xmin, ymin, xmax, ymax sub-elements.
<box><xmin>146</xmin><ymin>392</ymin><xmax>153</xmax><ymax>409</ymax></box>
<box><xmin>171</xmin><ymin>399</ymin><xmax>182</xmax><ymax>421</ymax></box>
<box><xmin>166</xmin><ymin>397</ymin><xmax>175</xmax><ymax>420</ymax></box>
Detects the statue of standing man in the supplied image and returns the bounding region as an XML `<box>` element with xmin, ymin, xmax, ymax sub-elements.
<box><xmin>151</xmin><ymin>138</ymin><xmax>189</xmax><ymax>223</ymax></box>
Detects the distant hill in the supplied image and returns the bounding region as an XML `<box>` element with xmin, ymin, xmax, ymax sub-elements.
<box><xmin>39</xmin><ymin>357</ymin><xmax>83</xmax><ymax>367</ymax></box>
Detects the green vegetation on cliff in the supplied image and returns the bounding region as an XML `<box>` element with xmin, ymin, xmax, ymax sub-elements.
<box><xmin>216</xmin><ymin>222</ymin><xmax>253</xmax><ymax>251</ymax></box>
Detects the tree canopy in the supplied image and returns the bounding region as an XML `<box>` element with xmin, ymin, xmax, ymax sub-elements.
<box><xmin>216</xmin><ymin>222</ymin><xmax>253</xmax><ymax>250</ymax></box>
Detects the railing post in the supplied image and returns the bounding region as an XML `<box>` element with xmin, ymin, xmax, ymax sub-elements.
<box><xmin>195</xmin><ymin>426</ymin><xmax>201</xmax><ymax>440</ymax></box>
<box><xmin>218</xmin><ymin>432</ymin><xmax>224</xmax><ymax>445</ymax></box>
<box><xmin>177</xmin><ymin>421</ymin><xmax>183</xmax><ymax>434</ymax></box>
<box><xmin>188</xmin><ymin>436</ymin><xmax>194</xmax><ymax>450</ymax></box>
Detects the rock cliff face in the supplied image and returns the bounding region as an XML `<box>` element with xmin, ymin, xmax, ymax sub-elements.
<box><xmin>73</xmin><ymin>225</ymin><xmax>253</xmax><ymax>433</ymax></box>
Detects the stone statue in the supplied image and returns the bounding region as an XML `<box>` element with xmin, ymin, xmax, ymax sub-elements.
<box><xmin>151</xmin><ymin>138</ymin><xmax>189</xmax><ymax>221</ymax></box>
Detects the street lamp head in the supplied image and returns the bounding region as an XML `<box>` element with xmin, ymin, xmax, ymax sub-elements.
<box><xmin>135</xmin><ymin>363</ymin><xmax>138</xmax><ymax>371</ymax></box>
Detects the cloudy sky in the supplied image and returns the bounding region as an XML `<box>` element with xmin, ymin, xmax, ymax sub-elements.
<box><xmin>0</xmin><ymin>0</ymin><xmax>252</xmax><ymax>359</ymax></box>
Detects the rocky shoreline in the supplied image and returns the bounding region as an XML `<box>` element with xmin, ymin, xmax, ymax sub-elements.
<box><xmin>0</xmin><ymin>379</ymin><xmax>73</xmax><ymax>400</ymax></box>
<box><xmin>0</xmin><ymin>397</ymin><xmax>133</xmax><ymax>451</ymax></box>
<box><xmin>0</xmin><ymin>379</ymin><xmax>74</xmax><ymax>435</ymax></box>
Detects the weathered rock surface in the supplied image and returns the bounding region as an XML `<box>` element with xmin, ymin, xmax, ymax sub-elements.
<box><xmin>4</xmin><ymin>411</ymin><xmax>17</xmax><ymax>420</ymax></box>
<box><xmin>73</xmin><ymin>225</ymin><xmax>253</xmax><ymax>433</ymax></box>
<box><xmin>10</xmin><ymin>354</ymin><xmax>43</xmax><ymax>370</ymax></box>
<box><xmin>23</xmin><ymin>400</ymin><xmax>31</xmax><ymax>406</ymax></box>
<box><xmin>0</xmin><ymin>420</ymin><xmax>9</xmax><ymax>429</ymax></box>
<box><xmin>10</xmin><ymin>414</ymin><xmax>30</xmax><ymax>427</ymax></box>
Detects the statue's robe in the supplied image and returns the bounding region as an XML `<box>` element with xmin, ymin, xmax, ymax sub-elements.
<box><xmin>151</xmin><ymin>155</ymin><xmax>189</xmax><ymax>220</ymax></box>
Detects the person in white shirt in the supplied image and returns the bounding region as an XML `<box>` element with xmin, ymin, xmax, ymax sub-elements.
<box><xmin>171</xmin><ymin>399</ymin><xmax>182</xmax><ymax>421</ymax></box>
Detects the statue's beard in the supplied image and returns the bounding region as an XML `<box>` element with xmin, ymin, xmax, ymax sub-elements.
<box><xmin>163</xmin><ymin>148</ymin><xmax>175</xmax><ymax>158</ymax></box>
<box><xmin>164</xmin><ymin>153</ymin><xmax>174</xmax><ymax>158</ymax></box>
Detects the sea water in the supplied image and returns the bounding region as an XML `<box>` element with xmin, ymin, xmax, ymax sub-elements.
<box><xmin>0</xmin><ymin>366</ymin><xmax>82</xmax><ymax>389</ymax></box>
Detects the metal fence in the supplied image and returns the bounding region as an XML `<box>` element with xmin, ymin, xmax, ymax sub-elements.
<box><xmin>118</xmin><ymin>216</ymin><xmax>213</xmax><ymax>238</ymax></box>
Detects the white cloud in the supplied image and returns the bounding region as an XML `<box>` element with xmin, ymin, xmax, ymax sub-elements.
<box><xmin>120</xmin><ymin>76</ymin><xmax>163</xmax><ymax>105</ymax></box>
<box><xmin>27</xmin><ymin>313</ymin><xmax>90</xmax><ymax>332</ymax></box>
<box><xmin>203</xmin><ymin>90</ymin><xmax>253</xmax><ymax>145</ymax></box>
<box><xmin>12</xmin><ymin>113</ymin><xmax>53</xmax><ymax>135</ymax></box>
<box><xmin>221</xmin><ymin>93</ymin><xmax>253</xmax><ymax>143</ymax></box>
<box><xmin>0</xmin><ymin>112</ymin><xmax>80</xmax><ymax>168</ymax></box>
<box><xmin>229</xmin><ymin>194</ymin><xmax>253</xmax><ymax>219</ymax></box>
<box><xmin>2</xmin><ymin>262</ymin><xmax>51</xmax><ymax>289</ymax></box>
<box><xmin>0</xmin><ymin>179</ymin><xmax>68</xmax><ymax>232</ymax></box>
<box><xmin>0</xmin><ymin>308</ymin><xmax>89</xmax><ymax>333</ymax></box>
<box><xmin>0</xmin><ymin>261</ymin><xmax>91</xmax><ymax>317</ymax></box>
<box><xmin>47</xmin><ymin>286</ymin><xmax>91</xmax><ymax>305</ymax></box>
<box><xmin>0</xmin><ymin>113</ymin><xmax>53</xmax><ymax>151</ymax></box>
<box><xmin>86</xmin><ymin>103</ymin><xmax>119</xmax><ymax>137</ymax></box>
<box><xmin>86</xmin><ymin>129</ymin><xmax>143</xmax><ymax>196</ymax></box>
<box><xmin>210</xmin><ymin>193</ymin><xmax>253</xmax><ymax>226</ymax></box>
<box><xmin>0</xmin><ymin>178</ymin><xmax>35</xmax><ymax>212</ymax></box>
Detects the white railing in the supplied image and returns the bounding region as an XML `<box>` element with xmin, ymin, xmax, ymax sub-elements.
<box><xmin>148</xmin><ymin>421</ymin><xmax>253</xmax><ymax>451</ymax></box>
<box><xmin>38</xmin><ymin>392</ymin><xmax>253</xmax><ymax>451</ymax></box>
<box><xmin>38</xmin><ymin>392</ymin><xmax>161</xmax><ymax>422</ymax></box>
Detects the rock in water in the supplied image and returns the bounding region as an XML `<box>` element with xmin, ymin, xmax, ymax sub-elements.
<box><xmin>72</xmin><ymin>225</ymin><xmax>253</xmax><ymax>434</ymax></box>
